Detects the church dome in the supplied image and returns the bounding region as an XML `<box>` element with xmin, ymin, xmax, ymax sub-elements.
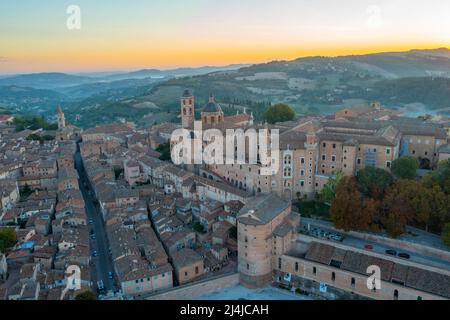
<box><xmin>202</xmin><ymin>94</ymin><xmax>222</xmax><ymax>113</ymax></box>
<box><xmin>182</xmin><ymin>89</ymin><xmax>193</xmax><ymax>97</ymax></box>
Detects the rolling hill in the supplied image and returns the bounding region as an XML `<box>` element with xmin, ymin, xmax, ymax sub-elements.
<box><xmin>1</xmin><ymin>48</ymin><xmax>449</xmax><ymax>127</ymax></box>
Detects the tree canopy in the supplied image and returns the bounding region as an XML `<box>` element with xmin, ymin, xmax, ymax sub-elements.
<box><xmin>156</xmin><ymin>141</ymin><xmax>172</xmax><ymax>162</ymax></box>
<box><xmin>391</xmin><ymin>156</ymin><xmax>419</xmax><ymax>180</ymax></box>
<box><xmin>320</xmin><ymin>170</ymin><xmax>344</xmax><ymax>204</ymax></box>
<box><xmin>330</xmin><ymin>177</ymin><xmax>376</xmax><ymax>232</ymax></box>
<box><xmin>442</xmin><ymin>223</ymin><xmax>450</xmax><ymax>247</ymax></box>
<box><xmin>13</xmin><ymin>115</ymin><xmax>58</xmax><ymax>132</ymax></box>
<box><xmin>0</xmin><ymin>228</ymin><xmax>17</xmax><ymax>252</ymax></box>
<box><xmin>356</xmin><ymin>167</ymin><xmax>393</xmax><ymax>197</ymax></box>
<box><xmin>264</xmin><ymin>103</ymin><xmax>295</xmax><ymax>124</ymax></box>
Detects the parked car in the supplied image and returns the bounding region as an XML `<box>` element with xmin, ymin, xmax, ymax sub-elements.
<box><xmin>385</xmin><ymin>249</ymin><xmax>397</xmax><ymax>256</ymax></box>
<box><xmin>330</xmin><ymin>234</ymin><xmax>344</xmax><ymax>242</ymax></box>
<box><xmin>108</xmin><ymin>272</ymin><xmax>114</xmax><ymax>280</ymax></box>
<box><xmin>398</xmin><ymin>253</ymin><xmax>411</xmax><ymax>259</ymax></box>
<box><xmin>97</xmin><ymin>280</ymin><xmax>105</xmax><ymax>294</ymax></box>
<box><xmin>364</xmin><ymin>244</ymin><xmax>374</xmax><ymax>250</ymax></box>
<box><xmin>89</xmin><ymin>219</ymin><xmax>94</xmax><ymax>225</ymax></box>
<box><xmin>92</xmin><ymin>251</ymin><xmax>98</xmax><ymax>257</ymax></box>
<box><xmin>91</xmin><ymin>235</ymin><xmax>96</xmax><ymax>240</ymax></box>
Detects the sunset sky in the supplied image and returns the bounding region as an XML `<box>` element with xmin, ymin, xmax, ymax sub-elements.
<box><xmin>1</xmin><ymin>0</ymin><xmax>449</xmax><ymax>74</ymax></box>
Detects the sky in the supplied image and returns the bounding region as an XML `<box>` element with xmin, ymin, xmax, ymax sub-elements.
<box><xmin>0</xmin><ymin>0</ymin><xmax>449</xmax><ymax>74</ymax></box>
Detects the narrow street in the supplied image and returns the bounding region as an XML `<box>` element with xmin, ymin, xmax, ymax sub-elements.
<box><xmin>74</xmin><ymin>143</ymin><xmax>118</xmax><ymax>295</ymax></box>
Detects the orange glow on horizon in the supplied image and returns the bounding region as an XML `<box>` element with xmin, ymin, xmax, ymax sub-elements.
<box><xmin>2</xmin><ymin>42</ymin><xmax>448</xmax><ymax>74</ymax></box>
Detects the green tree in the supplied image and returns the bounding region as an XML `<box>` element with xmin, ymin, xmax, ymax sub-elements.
<box><xmin>0</xmin><ymin>228</ymin><xmax>17</xmax><ymax>252</ymax></box>
<box><xmin>320</xmin><ymin>170</ymin><xmax>344</xmax><ymax>204</ymax></box>
<box><xmin>75</xmin><ymin>290</ymin><xmax>97</xmax><ymax>300</ymax></box>
<box><xmin>442</xmin><ymin>223</ymin><xmax>450</xmax><ymax>247</ymax></box>
<box><xmin>193</xmin><ymin>222</ymin><xmax>205</xmax><ymax>234</ymax></box>
<box><xmin>13</xmin><ymin>115</ymin><xmax>58</xmax><ymax>132</ymax></box>
<box><xmin>391</xmin><ymin>156</ymin><xmax>419</xmax><ymax>180</ymax></box>
<box><xmin>357</xmin><ymin>167</ymin><xmax>393</xmax><ymax>196</ymax></box>
<box><xmin>433</xmin><ymin>159</ymin><xmax>450</xmax><ymax>194</ymax></box>
<box><xmin>156</xmin><ymin>141</ymin><xmax>172</xmax><ymax>162</ymax></box>
<box><xmin>417</xmin><ymin>114</ymin><xmax>433</xmax><ymax>121</ymax></box>
<box><xmin>421</xmin><ymin>175</ymin><xmax>450</xmax><ymax>232</ymax></box>
<box><xmin>264</xmin><ymin>103</ymin><xmax>295</xmax><ymax>124</ymax></box>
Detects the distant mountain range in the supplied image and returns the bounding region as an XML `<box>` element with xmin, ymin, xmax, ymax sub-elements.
<box><xmin>0</xmin><ymin>64</ymin><xmax>249</xmax><ymax>90</ymax></box>
<box><xmin>0</xmin><ymin>48</ymin><xmax>449</xmax><ymax>127</ymax></box>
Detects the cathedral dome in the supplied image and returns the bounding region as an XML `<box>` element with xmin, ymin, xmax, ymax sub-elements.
<box><xmin>202</xmin><ymin>94</ymin><xmax>222</xmax><ymax>113</ymax></box>
<box><xmin>182</xmin><ymin>89</ymin><xmax>193</xmax><ymax>97</ymax></box>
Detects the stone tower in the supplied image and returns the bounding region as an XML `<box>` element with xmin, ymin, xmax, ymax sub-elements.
<box><xmin>57</xmin><ymin>106</ymin><xmax>66</xmax><ymax>129</ymax></box>
<box><xmin>237</xmin><ymin>194</ymin><xmax>294</xmax><ymax>288</ymax></box>
<box><xmin>181</xmin><ymin>89</ymin><xmax>195</xmax><ymax>129</ymax></box>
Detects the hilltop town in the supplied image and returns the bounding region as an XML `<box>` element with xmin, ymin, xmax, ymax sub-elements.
<box><xmin>1</xmin><ymin>91</ymin><xmax>450</xmax><ymax>300</ymax></box>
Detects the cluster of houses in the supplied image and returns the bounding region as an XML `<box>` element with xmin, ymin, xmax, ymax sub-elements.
<box><xmin>0</xmin><ymin>125</ymin><xmax>92</xmax><ymax>300</ymax></box>
<box><xmin>78</xmin><ymin>120</ymin><xmax>250</xmax><ymax>298</ymax></box>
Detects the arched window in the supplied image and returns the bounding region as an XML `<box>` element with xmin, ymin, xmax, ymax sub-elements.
<box><xmin>183</xmin><ymin>108</ymin><xmax>187</xmax><ymax>115</ymax></box>
<box><xmin>351</xmin><ymin>277</ymin><xmax>355</xmax><ymax>287</ymax></box>
<box><xmin>331</xmin><ymin>272</ymin><xmax>336</xmax><ymax>281</ymax></box>
<box><xmin>278</xmin><ymin>258</ymin><xmax>282</xmax><ymax>269</ymax></box>
<box><xmin>313</xmin><ymin>267</ymin><xmax>317</xmax><ymax>275</ymax></box>
<box><xmin>189</xmin><ymin>108</ymin><xmax>192</xmax><ymax>115</ymax></box>
<box><xmin>295</xmin><ymin>262</ymin><xmax>299</xmax><ymax>272</ymax></box>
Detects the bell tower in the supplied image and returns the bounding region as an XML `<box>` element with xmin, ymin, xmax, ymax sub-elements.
<box><xmin>181</xmin><ymin>89</ymin><xmax>195</xmax><ymax>129</ymax></box>
<box><xmin>57</xmin><ymin>106</ymin><xmax>66</xmax><ymax>129</ymax></box>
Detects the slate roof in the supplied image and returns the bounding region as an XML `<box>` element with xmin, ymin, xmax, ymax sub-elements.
<box><xmin>301</xmin><ymin>241</ymin><xmax>450</xmax><ymax>298</ymax></box>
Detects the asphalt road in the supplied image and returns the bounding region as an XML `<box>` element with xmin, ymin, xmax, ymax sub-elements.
<box><xmin>74</xmin><ymin>144</ymin><xmax>118</xmax><ymax>295</ymax></box>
